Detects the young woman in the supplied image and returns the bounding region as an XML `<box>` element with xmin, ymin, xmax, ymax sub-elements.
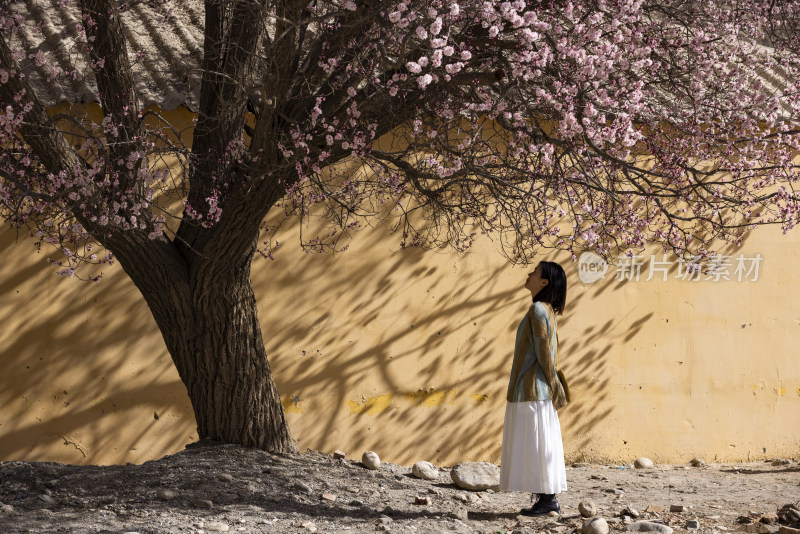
<box><xmin>499</xmin><ymin>261</ymin><xmax>568</xmax><ymax>516</ymax></box>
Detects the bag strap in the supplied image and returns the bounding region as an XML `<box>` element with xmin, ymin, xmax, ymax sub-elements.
<box><xmin>555</xmin><ymin>331</ymin><xmax>561</xmax><ymax>372</ymax></box>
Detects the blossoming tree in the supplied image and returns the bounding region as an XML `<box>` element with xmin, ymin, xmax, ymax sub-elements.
<box><xmin>2</xmin><ymin>0</ymin><xmax>799</xmax><ymax>452</ymax></box>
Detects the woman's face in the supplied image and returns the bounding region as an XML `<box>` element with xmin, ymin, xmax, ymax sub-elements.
<box><xmin>525</xmin><ymin>263</ymin><xmax>549</xmax><ymax>293</ymax></box>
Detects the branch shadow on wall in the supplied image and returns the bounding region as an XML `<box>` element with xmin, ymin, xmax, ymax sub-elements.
<box><xmin>1</xmin><ymin>207</ymin><xmax>658</xmax><ymax>467</ymax></box>
<box><xmin>256</xmin><ymin>219</ymin><xmax>648</xmax><ymax>466</ymax></box>
<box><xmin>0</xmin><ymin>228</ymin><xmax>196</xmax><ymax>464</ymax></box>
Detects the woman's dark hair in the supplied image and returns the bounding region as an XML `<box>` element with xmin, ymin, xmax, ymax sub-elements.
<box><xmin>533</xmin><ymin>261</ymin><xmax>567</xmax><ymax>314</ymax></box>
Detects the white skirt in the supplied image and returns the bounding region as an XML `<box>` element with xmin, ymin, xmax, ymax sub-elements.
<box><xmin>499</xmin><ymin>400</ymin><xmax>567</xmax><ymax>494</ymax></box>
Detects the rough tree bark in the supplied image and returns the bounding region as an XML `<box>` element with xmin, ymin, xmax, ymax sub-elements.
<box><xmin>110</xmin><ymin>231</ymin><xmax>297</xmax><ymax>453</ymax></box>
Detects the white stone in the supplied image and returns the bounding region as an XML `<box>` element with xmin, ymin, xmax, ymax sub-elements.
<box><xmin>205</xmin><ymin>522</ymin><xmax>230</xmax><ymax>532</ymax></box>
<box><xmin>579</xmin><ymin>500</ymin><xmax>598</xmax><ymax>517</ymax></box>
<box><xmin>412</xmin><ymin>461</ymin><xmax>439</xmax><ymax>480</ymax></box>
<box><xmin>450</xmin><ymin>462</ymin><xmax>500</xmax><ymax>491</ymax></box>
<box><xmin>217</xmin><ymin>473</ymin><xmax>234</xmax><ymax>482</ymax></box>
<box><xmin>362</xmin><ymin>451</ymin><xmax>381</xmax><ymax>470</ymax></box>
<box><xmin>626</xmin><ymin>521</ymin><xmax>675</xmax><ymax>534</ymax></box>
<box><xmin>634</xmin><ymin>458</ymin><xmax>655</xmax><ymax>469</ymax></box>
<box><xmin>623</xmin><ymin>505</ymin><xmax>641</xmax><ymax>518</ymax></box>
<box><xmin>584</xmin><ymin>517</ymin><xmax>610</xmax><ymax>534</ymax></box>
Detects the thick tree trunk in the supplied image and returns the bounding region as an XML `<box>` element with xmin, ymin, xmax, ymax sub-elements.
<box><xmin>182</xmin><ymin>257</ymin><xmax>296</xmax><ymax>451</ymax></box>
<box><xmin>111</xmin><ymin>234</ymin><xmax>297</xmax><ymax>453</ymax></box>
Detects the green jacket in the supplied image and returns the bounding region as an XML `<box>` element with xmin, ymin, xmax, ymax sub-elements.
<box><xmin>506</xmin><ymin>301</ymin><xmax>567</xmax><ymax>409</ymax></box>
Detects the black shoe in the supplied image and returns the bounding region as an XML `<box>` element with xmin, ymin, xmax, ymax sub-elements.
<box><xmin>520</xmin><ymin>494</ymin><xmax>561</xmax><ymax>516</ymax></box>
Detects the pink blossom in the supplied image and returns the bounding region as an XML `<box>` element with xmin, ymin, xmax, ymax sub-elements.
<box><xmin>432</xmin><ymin>49</ymin><xmax>443</xmax><ymax>67</ymax></box>
<box><xmin>32</xmin><ymin>49</ymin><xmax>45</xmax><ymax>67</ymax></box>
<box><xmin>417</xmin><ymin>73</ymin><xmax>433</xmax><ymax>88</ymax></box>
<box><xmin>7</xmin><ymin>0</ymin><xmax>800</xmax><ymax>282</ymax></box>
<box><xmin>445</xmin><ymin>62</ymin><xmax>464</xmax><ymax>74</ymax></box>
<box><xmin>430</xmin><ymin>17</ymin><xmax>443</xmax><ymax>35</ymax></box>
<box><xmin>406</xmin><ymin>61</ymin><xmax>422</xmax><ymax>74</ymax></box>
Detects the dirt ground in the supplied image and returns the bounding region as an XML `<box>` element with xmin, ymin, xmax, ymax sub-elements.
<box><xmin>0</xmin><ymin>441</ymin><xmax>798</xmax><ymax>534</ymax></box>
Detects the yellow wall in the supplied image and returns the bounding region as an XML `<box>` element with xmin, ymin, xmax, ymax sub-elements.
<box><xmin>261</xmin><ymin>223</ymin><xmax>800</xmax><ymax>465</ymax></box>
<box><xmin>0</xmin><ymin>106</ymin><xmax>798</xmax><ymax>466</ymax></box>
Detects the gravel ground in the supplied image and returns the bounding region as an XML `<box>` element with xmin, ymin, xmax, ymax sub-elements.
<box><xmin>0</xmin><ymin>441</ymin><xmax>798</xmax><ymax>534</ymax></box>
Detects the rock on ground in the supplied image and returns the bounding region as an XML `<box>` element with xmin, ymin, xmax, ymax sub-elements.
<box><xmin>634</xmin><ymin>458</ymin><xmax>655</xmax><ymax>469</ymax></box>
<box><xmin>156</xmin><ymin>488</ymin><xmax>178</xmax><ymax>500</ymax></box>
<box><xmin>579</xmin><ymin>500</ymin><xmax>597</xmax><ymax>517</ymax></box>
<box><xmin>412</xmin><ymin>461</ymin><xmax>439</xmax><ymax>480</ymax></box>
<box><xmin>584</xmin><ymin>517</ymin><xmax>610</xmax><ymax>534</ymax></box>
<box><xmin>362</xmin><ymin>451</ymin><xmax>381</xmax><ymax>470</ymax></box>
<box><xmin>450</xmin><ymin>462</ymin><xmax>500</xmax><ymax>491</ymax></box>
<box><xmin>627</xmin><ymin>521</ymin><xmax>675</xmax><ymax>534</ymax></box>
<box><xmin>622</xmin><ymin>505</ymin><xmax>641</xmax><ymax>518</ymax></box>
